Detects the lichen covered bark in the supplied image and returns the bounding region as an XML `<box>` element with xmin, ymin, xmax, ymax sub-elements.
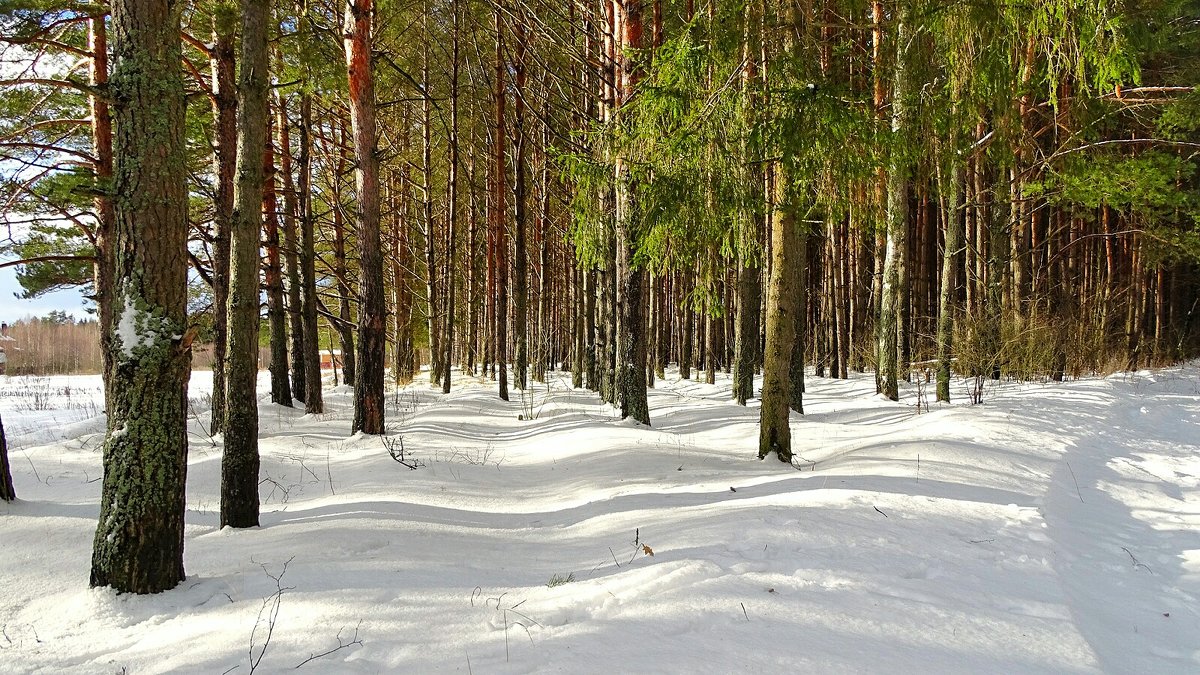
<box><xmin>90</xmin><ymin>0</ymin><xmax>190</xmax><ymax>594</ymax></box>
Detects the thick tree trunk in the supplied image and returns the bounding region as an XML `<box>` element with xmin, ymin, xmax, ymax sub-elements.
<box><xmin>263</xmin><ymin>111</ymin><xmax>292</xmax><ymax>406</ymax></box>
<box><xmin>209</xmin><ymin>16</ymin><xmax>236</xmax><ymax>435</ymax></box>
<box><xmin>759</xmin><ymin>175</ymin><xmax>800</xmax><ymax>461</ymax></box>
<box><xmin>346</xmin><ymin>0</ymin><xmax>386</xmax><ymax>435</ymax></box>
<box><xmin>614</xmin><ymin>0</ymin><xmax>650</xmax><ymax>425</ymax></box>
<box><xmin>90</xmin><ymin>0</ymin><xmax>190</xmax><ymax>593</ymax></box>
<box><xmin>223</xmin><ymin>0</ymin><xmax>270</xmax><ymax>529</ymax></box>
<box><xmin>298</xmin><ymin>93</ymin><xmax>324</xmax><ymax>414</ymax></box>
<box><xmin>277</xmin><ymin>95</ymin><xmax>306</xmax><ymax>403</ymax></box>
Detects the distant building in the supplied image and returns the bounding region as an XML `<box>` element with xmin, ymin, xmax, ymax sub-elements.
<box><xmin>0</xmin><ymin>322</ymin><xmax>12</xmax><ymax>375</ymax></box>
<box><xmin>320</xmin><ymin>349</ymin><xmax>343</xmax><ymax>371</ymax></box>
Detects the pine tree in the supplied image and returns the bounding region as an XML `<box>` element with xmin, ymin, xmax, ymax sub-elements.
<box><xmin>222</xmin><ymin>0</ymin><xmax>271</xmax><ymax>529</ymax></box>
<box><xmin>90</xmin><ymin>0</ymin><xmax>192</xmax><ymax>593</ymax></box>
<box><xmin>346</xmin><ymin>0</ymin><xmax>386</xmax><ymax>435</ymax></box>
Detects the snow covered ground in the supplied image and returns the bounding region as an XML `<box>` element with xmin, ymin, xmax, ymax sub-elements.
<box><xmin>1</xmin><ymin>365</ymin><xmax>1197</xmax><ymax>674</ymax></box>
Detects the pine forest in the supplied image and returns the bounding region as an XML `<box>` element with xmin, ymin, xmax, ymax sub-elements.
<box><xmin>1</xmin><ymin>0</ymin><xmax>1199</xmax><ymax>671</ymax></box>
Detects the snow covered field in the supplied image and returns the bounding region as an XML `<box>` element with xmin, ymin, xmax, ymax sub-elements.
<box><xmin>1</xmin><ymin>366</ymin><xmax>1197</xmax><ymax>674</ymax></box>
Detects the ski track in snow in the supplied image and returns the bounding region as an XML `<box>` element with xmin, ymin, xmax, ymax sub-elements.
<box><xmin>0</xmin><ymin>366</ymin><xmax>1197</xmax><ymax>674</ymax></box>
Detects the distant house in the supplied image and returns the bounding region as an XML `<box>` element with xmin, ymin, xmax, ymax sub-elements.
<box><xmin>0</xmin><ymin>322</ymin><xmax>13</xmax><ymax>375</ymax></box>
<box><xmin>320</xmin><ymin>349</ymin><xmax>343</xmax><ymax>371</ymax></box>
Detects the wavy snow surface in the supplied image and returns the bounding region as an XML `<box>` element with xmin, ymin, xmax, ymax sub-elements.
<box><xmin>1</xmin><ymin>366</ymin><xmax>1197</xmax><ymax>673</ymax></box>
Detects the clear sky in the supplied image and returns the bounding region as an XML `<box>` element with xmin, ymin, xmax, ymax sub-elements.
<box><xmin>0</xmin><ymin>264</ymin><xmax>91</xmax><ymax>324</ymax></box>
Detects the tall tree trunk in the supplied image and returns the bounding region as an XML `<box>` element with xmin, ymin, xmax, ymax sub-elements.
<box><xmin>442</xmin><ymin>0</ymin><xmax>461</xmax><ymax>393</ymax></box>
<box><xmin>223</xmin><ymin>0</ymin><xmax>270</xmax><ymax>529</ymax></box>
<box><xmin>615</xmin><ymin>0</ymin><xmax>650</xmax><ymax>425</ymax></box>
<box><xmin>332</xmin><ymin>156</ymin><xmax>356</xmax><ymax>387</ymax></box>
<box><xmin>680</xmin><ymin>270</ymin><xmax>693</xmax><ymax>379</ymax></box>
<box><xmin>760</xmin><ymin>171</ymin><xmax>800</xmax><ymax>461</ymax></box>
<box><xmin>705</xmin><ymin>284</ymin><xmax>716</xmax><ymax>384</ymax></box>
<box><xmin>584</xmin><ymin>269</ymin><xmax>598</xmax><ymax>389</ymax></box>
<box><xmin>89</xmin><ymin>16</ymin><xmax>116</xmax><ymax>415</ymax></box>
<box><xmin>421</xmin><ymin>19</ymin><xmax>440</xmax><ymax>387</ymax></box>
<box><xmin>493</xmin><ymin>2</ymin><xmax>509</xmax><ymax>401</ymax></box>
<box><xmin>536</xmin><ymin>80</ymin><xmax>552</xmax><ymax>383</ymax></box>
<box><xmin>465</xmin><ymin>146</ymin><xmax>479</xmax><ymax>376</ymax></box>
<box><xmin>732</xmin><ymin>0</ymin><xmax>761</xmax><ymax>406</ymax></box>
<box><xmin>91</xmin><ymin>0</ymin><xmax>190</xmax><ymax>592</ymax></box>
<box><xmin>392</xmin><ymin>174</ymin><xmax>415</xmax><ymax>384</ymax></box>
<box><xmin>298</xmin><ymin>93</ymin><xmax>324</xmax><ymax>414</ymax></box>
<box><xmin>512</xmin><ymin>16</ymin><xmax>529</xmax><ymax>392</ymax></box>
<box><xmin>209</xmin><ymin>15</ymin><xmax>236</xmax><ymax>435</ymax></box>
<box><xmin>346</xmin><ymin>0</ymin><xmax>386</xmax><ymax>435</ymax></box>
<box><xmin>876</xmin><ymin>2</ymin><xmax>912</xmax><ymax>402</ymax></box>
<box><xmin>987</xmin><ymin>168</ymin><xmax>1010</xmax><ymax>379</ymax></box>
<box><xmin>789</xmin><ymin>233</ymin><xmax>806</xmax><ymax>412</ymax></box>
<box><xmin>935</xmin><ymin>128</ymin><xmax>963</xmax><ymax>402</ymax></box>
<box><xmin>277</xmin><ymin>94</ymin><xmax>306</xmax><ymax>403</ymax></box>
<box><xmin>572</xmin><ymin>257</ymin><xmax>585</xmax><ymax>387</ymax></box>
<box><xmin>263</xmin><ymin>110</ymin><xmax>292</xmax><ymax>406</ymax></box>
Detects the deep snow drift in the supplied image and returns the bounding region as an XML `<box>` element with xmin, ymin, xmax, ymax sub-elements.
<box><xmin>1</xmin><ymin>365</ymin><xmax>1197</xmax><ymax>674</ymax></box>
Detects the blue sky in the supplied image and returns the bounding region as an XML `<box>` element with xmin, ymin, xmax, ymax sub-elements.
<box><xmin>0</xmin><ymin>264</ymin><xmax>91</xmax><ymax>324</ymax></box>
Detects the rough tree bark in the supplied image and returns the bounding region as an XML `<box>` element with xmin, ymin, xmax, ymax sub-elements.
<box><xmin>759</xmin><ymin>0</ymin><xmax>802</xmax><ymax>461</ymax></box>
<box><xmin>759</xmin><ymin>178</ymin><xmax>800</xmax><ymax>462</ymax></box>
<box><xmin>298</xmin><ymin>93</ymin><xmax>324</xmax><ymax>414</ymax></box>
<box><xmin>90</xmin><ymin>0</ymin><xmax>191</xmax><ymax>593</ymax></box>
<box><xmin>208</xmin><ymin>13</ymin><xmax>236</xmax><ymax>435</ymax></box>
<box><xmin>346</xmin><ymin>0</ymin><xmax>386</xmax><ymax>435</ymax></box>
<box><xmin>223</xmin><ymin>0</ymin><xmax>270</xmax><ymax>529</ymax></box>
<box><xmin>277</xmin><ymin>93</ymin><xmax>307</xmax><ymax>403</ymax></box>
<box><xmin>0</xmin><ymin>414</ymin><xmax>14</xmax><ymax>501</ymax></box>
<box><xmin>876</xmin><ymin>2</ymin><xmax>912</xmax><ymax>402</ymax></box>
<box><xmin>614</xmin><ymin>0</ymin><xmax>650</xmax><ymax>425</ymax></box>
